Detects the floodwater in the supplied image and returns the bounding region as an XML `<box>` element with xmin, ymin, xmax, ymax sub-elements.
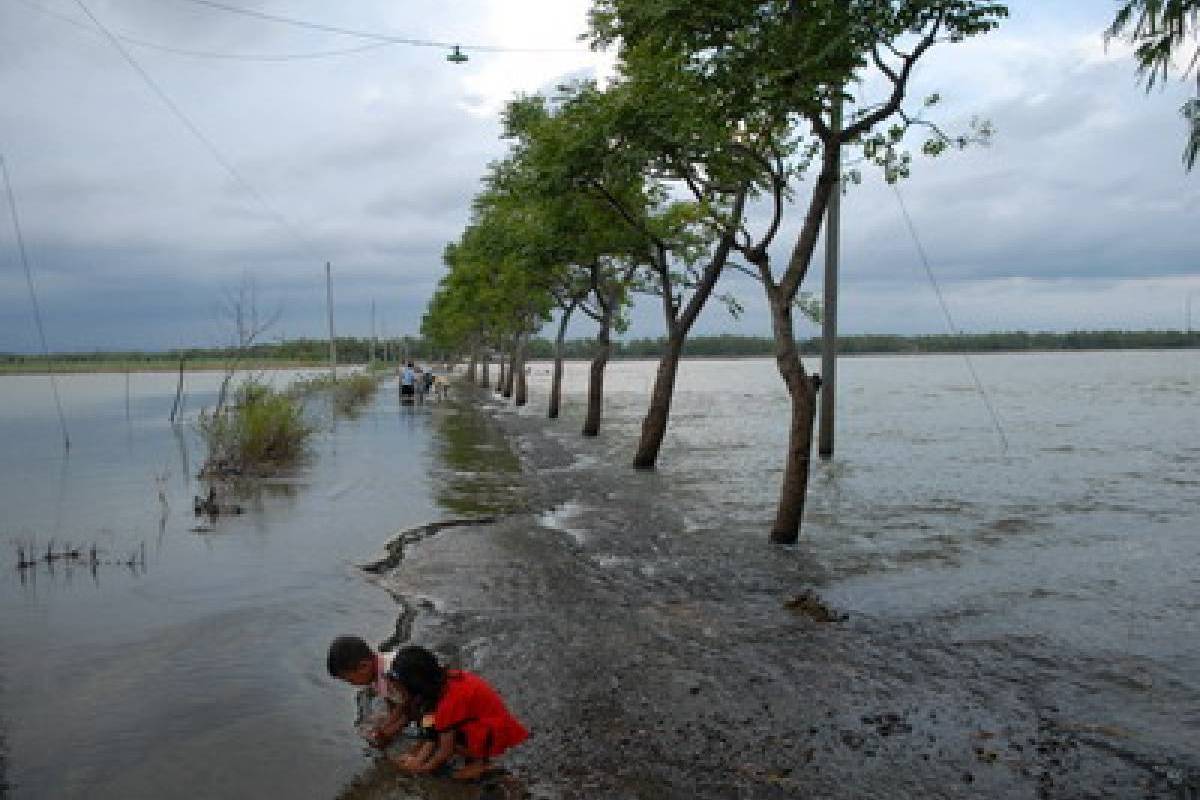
<box><xmin>515</xmin><ymin>349</ymin><xmax>1200</xmax><ymax>762</ymax></box>
<box><xmin>0</xmin><ymin>369</ymin><xmax>458</xmax><ymax>799</ymax></box>
<box><xmin>1</xmin><ymin>350</ymin><xmax>1197</xmax><ymax>798</ymax></box>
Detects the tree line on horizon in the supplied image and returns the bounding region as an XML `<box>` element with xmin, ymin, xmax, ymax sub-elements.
<box><xmin>5</xmin><ymin>329</ymin><xmax>1196</xmax><ymax>367</ymax></box>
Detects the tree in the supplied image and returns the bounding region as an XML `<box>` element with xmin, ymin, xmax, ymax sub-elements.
<box><xmin>592</xmin><ymin>0</ymin><xmax>1006</xmax><ymax>543</ymax></box>
<box><xmin>499</xmin><ymin>94</ymin><xmax>659</xmax><ymax>435</ymax></box>
<box><xmin>1108</xmin><ymin>0</ymin><xmax>1200</xmax><ymax>169</ymax></box>
<box><xmin>506</xmin><ymin>82</ymin><xmax>747</xmax><ymax>465</ymax></box>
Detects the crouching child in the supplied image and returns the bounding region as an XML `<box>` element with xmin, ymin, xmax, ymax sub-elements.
<box><xmin>385</xmin><ymin>645</ymin><xmax>527</xmax><ymax>781</ymax></box>
<box><xmin>327</xmin><ymin>635</ymin><xmax>413</xmax><ymax>754</ymax></box>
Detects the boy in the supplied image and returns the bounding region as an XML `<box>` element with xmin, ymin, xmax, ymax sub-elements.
<box><xmin>326</xmin><ymin>635</ymin><xmax>411</xmax><ymax>752</ymax></box>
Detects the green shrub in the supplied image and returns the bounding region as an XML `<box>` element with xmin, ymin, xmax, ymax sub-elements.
<box><xmin>198</xmin><ymin>379</ymin><xmax>314</xmax><ymax>476</ymax></box>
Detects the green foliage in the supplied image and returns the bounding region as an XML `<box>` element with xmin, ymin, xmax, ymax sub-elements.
<box><xmin>1107</xmin><ymin>0</ymin><xmax>1200</xmax><ymax>169</ymax></box>
<box><xmin>198</xmin><ymin>379</ymin><xmax>314</xmax><ymax>475</ymax></box>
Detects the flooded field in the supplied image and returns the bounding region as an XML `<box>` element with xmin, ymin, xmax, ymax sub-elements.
<box><xmin>0</xmin><ymin>370</ymin><xmax>455</xmax><ymax>798</ymax></box>
<box><xmin>1</xmin><ymin>349</ymin><xmax>1197</xmax><ymax>799</ymax></box>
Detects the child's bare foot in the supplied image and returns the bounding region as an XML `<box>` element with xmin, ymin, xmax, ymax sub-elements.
<box><xmin>452</xmin><ymin>760</ymin><xmax>491</xmax><ymax>781</ymax></box>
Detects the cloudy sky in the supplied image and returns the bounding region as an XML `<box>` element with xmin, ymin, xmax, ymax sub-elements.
<box><xmin>0</xmin><ymin>0</ymin><xmax>1196</xmax><ymax>353</ymax></box>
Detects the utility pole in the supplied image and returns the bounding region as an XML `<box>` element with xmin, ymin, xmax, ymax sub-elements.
<box><xmin>370</xmin><ymin>300</ymin><xmax>377</xmax><ymax>369</ymax></box>
<box><xmin>818</xmin><ymin>92</ymin><xmax>842</xmax><ymax>460</ymax></box>
<box><xmin>1187</xmin><ymin>290</ymin><xmax>1195</xmax><ymax>334</ymax></box>
<box><xmin>326</xmin><ymin>262</ymin><xmax>337</xmax><ymax>382</ymax></box>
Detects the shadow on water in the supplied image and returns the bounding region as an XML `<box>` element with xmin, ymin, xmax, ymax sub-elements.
<box><xmin>429</xmin><ymin>400</ymin><xmax>526</xmax><ymax>517</ymax></box>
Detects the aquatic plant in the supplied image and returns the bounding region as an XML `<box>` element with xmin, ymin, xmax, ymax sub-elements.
<box><xmin>198</xmin><ymin>379</ymin><xmax>313</xmax><ymax>476</ymax></box>
<box><xmin>332</xmin><ymin>373</ymin><xmax>380</xmax><ymax>415</ymax></box>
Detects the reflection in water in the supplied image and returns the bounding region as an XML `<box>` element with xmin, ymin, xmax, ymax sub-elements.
<box><xmin>430</xmin><ymin>404</ymin><xmax>525</xmax><ymax>516</ymax></box>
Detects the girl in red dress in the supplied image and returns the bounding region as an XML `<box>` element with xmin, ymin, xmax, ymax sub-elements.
<box><xmin>385</xmin><ymin>645</ymin><xmax>528</xmax><ymax>780</ymax></box>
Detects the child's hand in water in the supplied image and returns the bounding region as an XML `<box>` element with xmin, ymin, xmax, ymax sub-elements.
<box><xmin>393</xmin><ymin>752</ymin><xmax>422</xmax><ymax>772</ymax></box>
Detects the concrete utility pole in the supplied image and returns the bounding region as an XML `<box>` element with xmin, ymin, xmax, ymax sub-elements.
<box><xmin>818</xmin><ymin>94</ymin><xmax>842</xmax><ymax>460</ymax></box>
<box><xmin>326</xmin><ymin>262</ymin><xmax>337</xmax><ymax>382</ymax></box>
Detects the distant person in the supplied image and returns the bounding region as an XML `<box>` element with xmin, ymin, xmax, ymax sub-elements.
<box><xmin>384</xmin><ymin>645</ymin><xmax>528</xmax><ymax>781</ymax></box>
<box><xmin>414</xmin><ymin>365</ymin><xmax>427</xmax><ymax>403</ymax></box>
<box><xmin>326</xmin><ymin>636</ymin><xmax>412</xmax><ymax>755</ymax></box>
<box><xmin>423</xmin><ymin>369</ymin><xmax>435</xmax><ymax>395</ymax></box>
<box><xmin>400</xmin><ymin>362</ymin><xmax>416</xmax><ymax>402</ymax></box>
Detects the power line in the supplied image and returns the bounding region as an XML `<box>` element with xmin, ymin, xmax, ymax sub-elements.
<box><xmin>1</xmin><ymin>154</ymin><xmax>71</xmax><ymax>452</ymax></box>
<box><xmin>71</xmin><ymin>0</ymin><xmax>320</xmax><ymax>260</ymax></box>
<box><xmin>15</xmin><ymin>0</ymin><xmax>396</xmax><ymax>62</ymax></box>
<box><xmin>892</xmin><ymin>183</ymin><xmax>1010</xmax><ymax>453</ymax></box>
<box><xmin>171</xmin><ymin>0</ymin><xmax>586</xmax><ymax>53</ymax></box>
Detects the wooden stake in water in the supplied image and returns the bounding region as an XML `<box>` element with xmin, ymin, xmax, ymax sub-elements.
<box><xmin>169</xmin><ymin>356</ymin><xmax>185</xmax><ymax>424</ymax></box>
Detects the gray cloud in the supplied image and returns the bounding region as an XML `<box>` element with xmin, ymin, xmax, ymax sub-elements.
<box><xmin>1</xmin><ymin>0</ymin><xmax>1198</xmax><ymax>353</ymax></box>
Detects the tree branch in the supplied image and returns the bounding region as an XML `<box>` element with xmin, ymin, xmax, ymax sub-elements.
<box><xmin>842</xmin><ymin>13</ymin><xmax>945</xmax><ymax>143</ymax></box>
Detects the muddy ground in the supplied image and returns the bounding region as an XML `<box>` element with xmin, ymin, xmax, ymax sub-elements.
<box><xmin>342</xmin><ymin>392</ymin><xmax>1197</xmax><ymax>800</ymax></box>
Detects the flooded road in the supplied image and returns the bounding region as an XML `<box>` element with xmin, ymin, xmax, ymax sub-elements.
<box><xmin>364</xmin><ymin>350</ymin><xmax>1198</xmax><ymax>798</ymax></box>
<box><xmin>0</xmin><ymin>370</ymin><xmax>445</xmax><ymax>798</ymax></box>
<box><xmin>530</xmin><ymin>352</ymin><xmax>1199</xmax><ymax>746</ymax></box>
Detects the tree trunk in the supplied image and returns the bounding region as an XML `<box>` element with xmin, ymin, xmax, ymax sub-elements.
<box><xmin>549</xmin><ymin>303</ymin><xmax>575</xmax><ymax>419</ymax></box>
<box><xmin>466</xmin><ymin>346</ymin><xmax>477</xmax><ymax>383</ymax></box>
<box><xmin>767</xmin><ymin>294</ymin><xmax>817</xmax><ymax>544</ymax></box>
<box><xmin>503</xmin><ymin>347</ymin><xmax>516</xmax><ymax>399</ymax></box>
<box><xmin>582</xmin><ymin>310</ymin><xmax>612</xmax><ymax>437</ymax></box>
<box><xmin>514</xmin><ymin>336</ymin><xmax>528</xmax><ymax>407</ymax></box>
<box><xmin>630</xmin><ymin>233</ymin><xmax>735</xmax><ymax>469</ymax></box>
<box><xmin>631</xmin><ymin>332</ymin><xmax>684</xmax><ymax>468</ymax></box>
<box><xmin>496</xmin><ymin>356</ymin><xmax>505</xmax><ymax>394</ymax></box>
<box><xmin>480</xmin><ymin>353</ymin><xmax>491</xmax><ymax>388</ymax></box>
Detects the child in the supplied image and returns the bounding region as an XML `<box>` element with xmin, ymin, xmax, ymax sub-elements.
<box><xmin>385</xmin><ymin>645</ymin><xmax>528</xmax><ymax>781</ymax></box>
<box><xmin>326</xmin><ymin>635</ymin><xmax>412</xmax><ymax>752</ymax></box>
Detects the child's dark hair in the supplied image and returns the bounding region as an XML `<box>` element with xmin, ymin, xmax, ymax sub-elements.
<box><xmin>326</xmin><ymin>635</ymin><xmax>373</xmax><ymax>677</ymax></box>
<box><xmin>386</xmin><ymin>645</ymin><xmax>446</xmax><ymax>711</ymax></box>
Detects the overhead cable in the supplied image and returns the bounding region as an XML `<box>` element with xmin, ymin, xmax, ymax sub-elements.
<box><xmin>15</xmin><ymin>0</ymin><xmax>395</xmax><ymax>61</ymax></box>
<box><xmin>71</xmin><ymin>0</ymin><xmax>320</xmax><ymax>259</ymax></box>
<box><xmin>1</xmin><ymin>154</ymin><xmax>71</xmax><ymax>451</ymax></box>
<box><xmin>892</xmin><ymin>183</ymin><xmax>1011</xmax><ymax>453</ymax></box>
<box><xmin>171</xmin><ymin>0</ymin><xmax>586</xmax><ymax>53</ymax></box>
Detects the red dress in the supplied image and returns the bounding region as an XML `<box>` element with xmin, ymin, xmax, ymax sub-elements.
<box><xmin>432</xmin><ymin>670</ymin><xmax>528</xmax><ymax>760</ymax></box>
